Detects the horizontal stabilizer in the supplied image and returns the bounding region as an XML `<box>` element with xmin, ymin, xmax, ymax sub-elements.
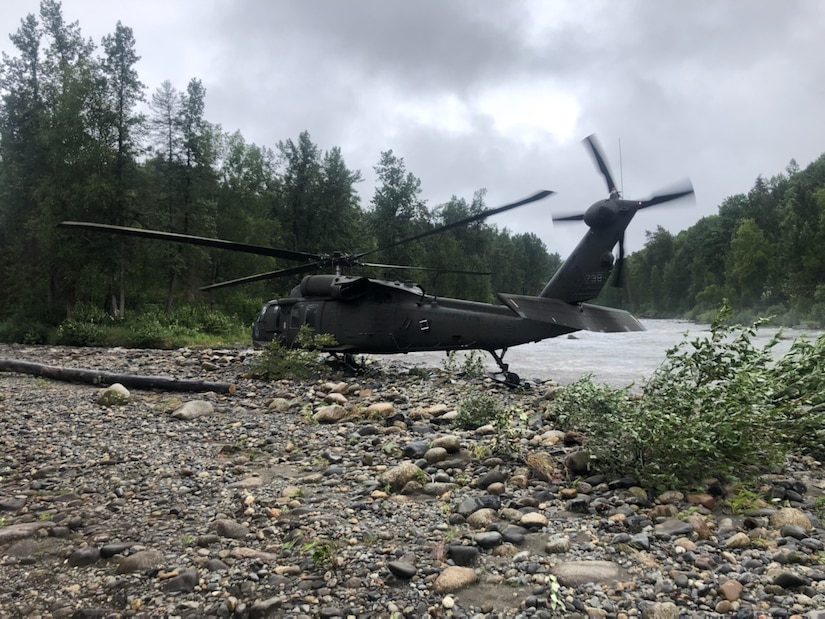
<box><xmin>497</xmin><ymin>293</ymin><xmax>645</xmax><ymax>333</ymax></box>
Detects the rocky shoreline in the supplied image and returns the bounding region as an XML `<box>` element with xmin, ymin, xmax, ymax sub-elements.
<box><xmin>1</xmin><ymin>344</ymin><xmax>824</xmax><ymax>619</ymax></box>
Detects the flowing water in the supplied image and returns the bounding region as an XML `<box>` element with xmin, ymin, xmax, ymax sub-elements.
<box><xmin>385</xmin><ymin>319</ymin><xmax>822</xmax><ymax>387</ymax></box>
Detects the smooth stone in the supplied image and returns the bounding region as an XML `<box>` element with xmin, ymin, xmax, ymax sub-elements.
<box><xmin>116</xmin><ymin>550</ymin><xmax>164</xmax><ymax>574</ymax></box>
<box><xmin>551</xmin><ymin>560</ymin><xmax>622</xmax><ymax>587</ymax></box>
<box><xmin>447</xmin><ymin>544</ymin><xmax>479</xmax><ymax>566</ymax></box>
<box><xmin>434</xmin><ymin>566</ymin><xmax>477</xmax><ymax>593</ymax></box>
<box><xmin>387</xmin><ymin>561</ymin><xmax>417</xmax><ymax>579</ymax></box>
<box><xmin>474</xmin><ymin>531</ymin><xmax>503</xmax><ymax>549</ymax></box>
<box><xmin>171</xmin><ymin>400</ymin><xmax>213</xmax><ymax>420</ymax></box>
<box><xmin>210</xmin><ymin>519</ymin><xmax>250</xmax><ymax>539</ymax></box>
<box><xmin>165</xmin><ymin>568</ymin><xmax>199</xmax><ymax>592</ymax></box>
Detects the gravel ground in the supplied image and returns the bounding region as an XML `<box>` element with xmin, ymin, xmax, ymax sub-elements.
<box><xmin>1</xmin><ymin>344</ymin><xmax>824</xmax><ymax>619</ymax></box>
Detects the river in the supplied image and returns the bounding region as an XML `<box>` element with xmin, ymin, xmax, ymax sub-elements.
<box><xmin>384</xmin><ymin>319</ymin><xmax>823</xmax><ymax>387</ymax></box>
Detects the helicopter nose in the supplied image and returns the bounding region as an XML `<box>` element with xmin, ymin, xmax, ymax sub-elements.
<box><xmin>583</xmin><ymin>200</ymin><xmax>616</xmax><ymax>229</ymax></box>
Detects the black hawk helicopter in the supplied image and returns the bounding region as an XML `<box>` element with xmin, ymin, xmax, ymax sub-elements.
<box><xmin>60</xmin><ymin>135</ymin><xmax>693</xmax><ymax>384</ymax></box>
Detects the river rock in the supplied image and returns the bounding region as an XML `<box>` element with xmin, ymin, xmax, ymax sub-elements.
<box><xmin>434</xmin><ymin>566</ymin><xmax>477</xmax><ymax>593</ymax></box>
<box><xmin>172</xmin><ymin>400</ymin><xmax>213</xmax><ymax>420</ymax></box>
<box><xmin>551</xmin><ymin>560</ymin><xmax>622</xmax><ymax>586</ymax></box>
<box><xmin>97</xmin><ymin>383</ymin><xmax>130</xmax><ymax>405</ymax></box>
<box><xmin>379</xmin><ymin>462</ymin><xmax>422</xmax><ymax>492</ymax></box>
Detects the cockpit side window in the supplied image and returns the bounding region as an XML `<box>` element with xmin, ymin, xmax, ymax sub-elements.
<box><xmin>305</xmin><ymin>303</ymin><xmax>318</xmax><ymax>327</ymax></box>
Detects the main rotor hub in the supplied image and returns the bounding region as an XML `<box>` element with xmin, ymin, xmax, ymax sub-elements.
<box><xmin>583</xmin><ymin>200</ymin><xmax>617</xmax><ymax>229</ymax></box>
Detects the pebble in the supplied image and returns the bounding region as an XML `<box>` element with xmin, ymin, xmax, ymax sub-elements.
<box><xmin>0</xmin><ymin>344</ymin><xmax>824</xmax><ymax>617</ymax></box>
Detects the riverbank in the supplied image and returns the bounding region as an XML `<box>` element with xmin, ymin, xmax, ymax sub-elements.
<box><xmin>1</xmin><ymin>345</ymin><xmax>824</xmax><ymax>618</ymax></box>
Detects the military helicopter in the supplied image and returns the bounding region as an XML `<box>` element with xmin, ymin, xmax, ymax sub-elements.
<box><xmin>60</xmin><ymin>135</ymin><xmax>694</xmax><ymax>384</ymax></box>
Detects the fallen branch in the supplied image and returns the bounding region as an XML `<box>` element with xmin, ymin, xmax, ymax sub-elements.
<box><xmin>0</xmin><ymin>358</ymin><xmax>236</xmax><ymax>394</ymax></box>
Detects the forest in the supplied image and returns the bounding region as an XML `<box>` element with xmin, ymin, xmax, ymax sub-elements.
<box><xmin>1</xmin><ymin>1</ymin><xmax>824</xmax><ymax>345</ymax></box>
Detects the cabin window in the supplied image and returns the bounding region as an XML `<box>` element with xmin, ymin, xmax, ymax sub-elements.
<box><xmin>305</xmin><ymin>304</ymin><xmax>319</xmax><ymax>328</ymax></box>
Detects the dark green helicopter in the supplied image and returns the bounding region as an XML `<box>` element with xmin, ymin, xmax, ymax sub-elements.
<box><xmin>61</xmin><ymin>135</ymin><xmax>693</xmax><ymax>384</ymax></box>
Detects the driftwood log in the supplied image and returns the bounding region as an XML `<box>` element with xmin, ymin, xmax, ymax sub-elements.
<box><xmin>0</xmin><ymin>358</ymin><xmax>236</xmax><ymax>394</ymax></box>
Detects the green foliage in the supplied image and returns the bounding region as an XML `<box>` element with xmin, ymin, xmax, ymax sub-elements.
<box><xmin>53</xmin><ymin>304</ymin><xmax>247</xmax><ymax>348</ymax></box>
<box><xmin>301</xmin><ymin>539</ymin><xmax>338</xmax><ymax>571</ymax></box>
<box><xmin>0</xmin><ymin>318</ymin><xmax>53</xmax><ymax>345</ymax></box>
<box><xmin>249</xmin><ymin>325</ymin><xmax>337</xmax><ymax>380</ymax></box>
<box><xmin>548</xmin><ymin>375</ymin><xmax>635</xmax><ymax>476</ymax></box>
<box><xmin>453</xmin><ymin>394</ymin><xmax>526</xmax><ymax>454</ymax></box>
<box><xmin>454</xmin><ymin>394</ymin><xmax>503</xmax><ymax>430</ymax></box>
<box><xmin>55</xmin><ymin>303</ymin><xmax>113</xmax><ymax>346</ymax></box>
<box><xmin>550</xmin><ymin>303</ymin><xmax>825</xmax><ymax>490</ymax></box>
<box><xmin>612</xmin><ymin>157</ymin><xmax>825</xmax><ymax>323</ymax></box>
<box><xmin>440</xmin><ymin>349</ymin><xmax>486</xmax><ymax>379</ymax></box>
<box><xmin>727</xmin><ymin>488</ymin><xmax>765</xmax><ymax>515</ymax></box>
<box><xmin>545</xmin><ymin>574</ymin><xmax>564</xmax><ymax>613</ymax></box>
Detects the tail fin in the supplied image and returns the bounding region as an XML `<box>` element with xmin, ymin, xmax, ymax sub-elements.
<box><xmin>539</xmin><ymin>224</ymin><xmax>621</xmax><ymax>303</ymax></box>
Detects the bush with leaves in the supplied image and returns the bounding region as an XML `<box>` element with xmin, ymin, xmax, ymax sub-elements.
<box><xmin>455</xmin><ymin>394</ymin><xmax>503</xmax><ymax>430</ymax></box>
<box><xmin>550</xmin><ymin>302</ymin><xmax>825</xmax><ymax>490</ymax></box>
<box><xmin>548</xmin><ymin>375</ymin><xmax>636</xmax><ymax>476</ymax></box>
<box><xmin>249</xmin><ymin>325</ymin><xmax>337</xmax><ymax>380</ymax></box>
<box><xmin>55</xmin><ymin>303</ymin><xmax>112</xmax><ymax>346</ymax></box>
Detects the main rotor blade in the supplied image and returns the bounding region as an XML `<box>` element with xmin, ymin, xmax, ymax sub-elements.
<box><xmin>584</xmin><ymin>135</ymin><xmax>617</xmax><ymax>195</ymax></box>
<box><xmin>59</xmin><ymin>221</ymin><xmax>320</xmax><ymax>262</ymax></box>
<box><xmin>200</xmin><ymin>263</ymin><xmax>321</xmax><ymax>291</ymax></box>
<box><xmin>638</xmin><ymin>180</ymin><xmax>695</xmax><ymax>209</ymax></box>
<box><xmin>361</xmin><ymin>262</ymin><xmax>492</xmax><ymax>276</ymax></box>
<box><xmin>357</xmin><ymin>189</ymin><xmax>554</xmax><ymax>260</ymax></box>
<box><xmin>552</xmin><ymin>213</ymin><xmax>586</xmax><ymax>222</ymax></box>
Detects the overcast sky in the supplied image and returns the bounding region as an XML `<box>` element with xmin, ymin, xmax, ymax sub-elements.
<box><xmin>3</xmin><ymin>0</ymin><xmax>824</xmax><ymax>259</ymax></box>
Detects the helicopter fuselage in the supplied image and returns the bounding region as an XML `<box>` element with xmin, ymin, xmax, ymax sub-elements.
<box><xmin>252</xmin><ymin>274</ymin><xmax>643</xmax><ymax>356</ymax></box>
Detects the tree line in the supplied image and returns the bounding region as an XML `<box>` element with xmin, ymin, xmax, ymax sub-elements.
<box><xmin>600</xmin><ymin>154</ymin><xmax>825</xmax><ymax>326</ymax></box>
<box><xmin>0</xmin><ymin>1</ymin><xmax>560</xmax><ymax>342</ymax></box>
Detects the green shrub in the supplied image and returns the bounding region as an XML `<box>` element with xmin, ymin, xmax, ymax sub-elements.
<box><xmin>55</xmin><ymin>303</ymin><xmax>112</xmax><ymax>346</ymax></box>
<box><xmin>249</xmin><ymin>325</ymin><xmax>337</xmax><ymax>380</ymax></box>
<box><xmin>549</xmin><ymin>302</ymin><xmax>825</xmax><ymax>490</ymax></box>
<box><xmin>441</xmin><ymin>350</ymin><xmax>487</xmax><ymax>379</ymax></box>
<box><xmin>548</xmin><ymin>376</ymin><xmax>635</xmax><ymax>476</ymax></box>
<box><xmin>455</xmin><ymin>394</ymin><xmax>503</xmax><ymax>430</ymax></box>
<box><xmin>0</xmin><ymin>319</ymin><xmax>52</xmax><ymax>344</ymax></box>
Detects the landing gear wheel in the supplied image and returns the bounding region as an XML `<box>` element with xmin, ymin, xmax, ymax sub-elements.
<box><xmin>504</xmin><ymin>371</ymin><xmax>520</xmax><ymax>387</ymax></box>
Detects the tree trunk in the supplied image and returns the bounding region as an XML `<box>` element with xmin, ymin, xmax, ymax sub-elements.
<box><xmin>0</xmin><ymin>358</ymin><xmax>236</xmax><ymax>394</ymax></box>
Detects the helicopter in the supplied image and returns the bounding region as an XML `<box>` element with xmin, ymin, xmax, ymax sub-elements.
<box><xmin>60</xmin><ymin>135</ymin><xmax>694</xmax><ymax>384</ymax></box>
